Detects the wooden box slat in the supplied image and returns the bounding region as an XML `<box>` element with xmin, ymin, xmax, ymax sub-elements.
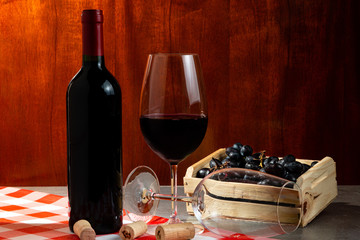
<box><xmin>202</xmin><ymin>179</ymin><xmax>301</xmax><ymax>205</ymax></box>
<box><xmin>201</xmin><ymin>194</ymin><xmax>301</xmax><ymax>224</ymax></box>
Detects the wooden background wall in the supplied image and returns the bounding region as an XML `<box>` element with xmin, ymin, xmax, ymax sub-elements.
<box><xmin>0</xmin><ymin>0</ymin><xmax>359</xmax><ymax>186</ymax></box>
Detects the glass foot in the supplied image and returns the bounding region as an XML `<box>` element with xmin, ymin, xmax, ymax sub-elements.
<box><xmin>123</xmin><ymin>166</ymin><xmax>160</xmax><ymax>223</ymax></box>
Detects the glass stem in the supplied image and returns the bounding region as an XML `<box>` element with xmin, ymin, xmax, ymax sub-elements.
<box><xmin>151</xmin><ymin>193</ymin><xmax>191</xmax><ymax>203</ymax></box>
<box><xmin>169</xmin><ymin>163</ymin><xmax>179</xmax><ymax>223</ymax></box>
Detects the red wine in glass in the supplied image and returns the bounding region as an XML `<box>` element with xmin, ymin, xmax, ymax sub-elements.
<box><xmin>140</xmin><ymin>113</ymin><xmax>208</xmax><ymax>165</ymax></box>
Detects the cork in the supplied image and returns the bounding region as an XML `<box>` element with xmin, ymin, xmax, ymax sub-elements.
<box><xmin>155</xmin><ymin>223</ymin><xmax>195</xmax><ymax>240</ymax></box>
<box><xmin>119</xmin><ymin>221</ymin><xmax>148</xmax><ymax>240</ymax></box>
<box><xmin>73</xmin><ymin>220</ymin><xmax>96</xmax><ymax>240</ymax></box>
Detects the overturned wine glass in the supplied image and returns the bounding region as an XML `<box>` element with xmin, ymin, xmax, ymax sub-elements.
<box><xmin>123</xmin><ymin>166</ymin><xmax>303</xmax><ymax>238</ymax></box>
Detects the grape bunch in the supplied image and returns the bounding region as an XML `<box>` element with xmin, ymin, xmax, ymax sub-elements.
<box><xmin>196</xmin><ymin>142</ymin><xmax>318</xmax><ymax>182</ymax></box>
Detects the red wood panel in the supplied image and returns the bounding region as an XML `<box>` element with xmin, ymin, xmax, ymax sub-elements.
<box><xmin>0</xmin><ymin>0</ymin><xmax>359</xmax><ymax>186</ymax></box>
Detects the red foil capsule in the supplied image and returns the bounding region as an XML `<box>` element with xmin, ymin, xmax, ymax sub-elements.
<box><xmin>81</xmin><ymin>9</ymin><xmax>104</xmax><ymax>56</ymax></box>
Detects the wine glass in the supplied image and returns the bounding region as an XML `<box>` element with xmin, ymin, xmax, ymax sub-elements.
<box><xmin>192</xmin><ymin>168</ymin><xmax>303</xmax><ymax>237</ymax></box>
<box><xmin>138</xmin><ymin>53</ymin><xmax>208</xmax><ymax>223</ymax></box>
<box><xmin>123</xmin><ymin>166</ymin><xmax>303</xmax><ymax>237</ymax></box>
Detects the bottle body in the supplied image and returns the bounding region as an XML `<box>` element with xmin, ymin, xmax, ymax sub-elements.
<box><xmin>67</xmin><ymin>10</ymin><xmax>122</xmax><ymax>234</ymax></box>
<box><xmin>67</xmin><ymin>58</ymin><xmax>122</xmax><ymax>234</ymax></box>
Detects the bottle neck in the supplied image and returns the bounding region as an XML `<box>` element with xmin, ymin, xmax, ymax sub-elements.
<box><xmin>82</xmin><ymin>55</ymin><xmax>105</xmax><ymax>68</ymax></box>
<box><xmin>82</xmin><ymin>20</ymin><xmax>104</xmax><ymax>67</ymax></box>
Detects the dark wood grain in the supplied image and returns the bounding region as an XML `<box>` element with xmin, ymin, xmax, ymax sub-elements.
<box><xmin>0</xmin><ymin>0</ymin><xmax>358</xmax><ymax>186</ymax></box>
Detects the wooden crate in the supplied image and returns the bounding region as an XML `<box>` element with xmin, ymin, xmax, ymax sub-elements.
<box><xmin>183</xmin><ymin>148</ymin><xmax>337</xmax><ymax>227</ymax></box>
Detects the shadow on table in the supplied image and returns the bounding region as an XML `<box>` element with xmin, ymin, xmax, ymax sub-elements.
<box><xmin>275</xmin><ymin>202</ymin><xmax>360</xmax><ymax>240</ymax></box>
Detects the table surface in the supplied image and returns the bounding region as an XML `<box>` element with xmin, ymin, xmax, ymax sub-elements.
<box><xmin>21</xmin><ymin>185</ymin><xmax>360</xmax><ymax>240</ymax></box>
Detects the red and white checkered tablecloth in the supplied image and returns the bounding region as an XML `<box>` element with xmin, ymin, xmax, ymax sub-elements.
<box><xmin>0</xmin><ymin>187</ymin><xmax>74</xmax><ymax>239</ymax></box>
<box><xmin>0</xmin><ymin>187</ymin><xmax>276</xmax><ymax>240</ymax></box>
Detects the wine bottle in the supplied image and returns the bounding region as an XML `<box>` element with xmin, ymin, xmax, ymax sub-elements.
<box><xmin>66</xmin><ymin>9</ymin><xmax>122</xmax><ymax>234</ymax></box>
